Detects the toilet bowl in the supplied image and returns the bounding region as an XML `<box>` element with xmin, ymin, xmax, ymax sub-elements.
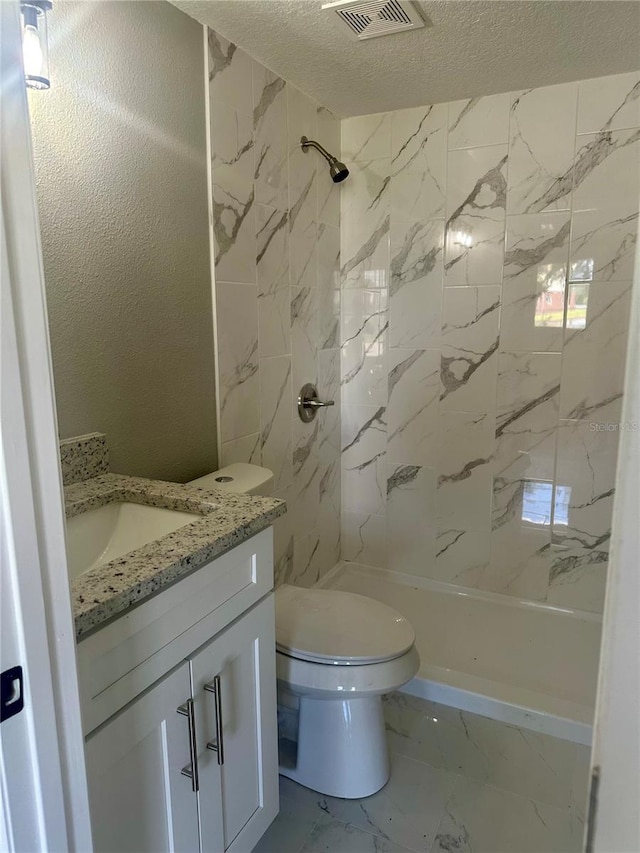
<box><xmin>275</xmin><ymin>584</ymin><xmax>419</xmax><ymax>798</ymax></box>
<box><xmin>188</xmin><ymin>463</ymin><xmax>420</xmax><ymax>798</ymax></box>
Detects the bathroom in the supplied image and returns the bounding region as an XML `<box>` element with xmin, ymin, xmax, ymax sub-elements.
<box><xmin>1</xmin><ymin>0</ymin><xmax>639</xmax><ymax>851</ymax></box>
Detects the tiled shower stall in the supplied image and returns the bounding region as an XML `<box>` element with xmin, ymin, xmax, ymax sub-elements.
<box><xmin>339</xmin><ymin>72</ymin><xmax>639</xmax><ymax>614</ymax></box>
<box><xmin>208</xmin><ymin>25</ymin><xmax>638</xmax><ymax>618</ymax></box>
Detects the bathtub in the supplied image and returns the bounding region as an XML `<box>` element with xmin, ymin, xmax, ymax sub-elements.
<box><xmin>318</xmin><ymin>562</ymin><xmax>602</xmax><ymax>745</ymax></box>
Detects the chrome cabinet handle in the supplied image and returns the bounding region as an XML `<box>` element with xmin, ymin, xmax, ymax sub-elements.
<box><xmin>177</xmin><ymin>699</ymin><xmax>199</xmax><ymax>792</ymax></box>
<box><xmin>203</xmin><ymin>675</ymin><xmax>225</xmax><ymax>766</ymax></box>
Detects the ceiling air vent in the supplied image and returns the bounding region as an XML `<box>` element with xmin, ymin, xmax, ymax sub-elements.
<box><xmin>322</xmin><ymin>0</ymin><xmax>425</xmax><ymax>40</ymax></box>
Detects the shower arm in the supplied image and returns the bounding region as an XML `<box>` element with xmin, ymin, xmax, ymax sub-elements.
<box><xmin>300</xmin><ymin>136</ymin><xmax>338</xmax><ymax>165</ymax></box>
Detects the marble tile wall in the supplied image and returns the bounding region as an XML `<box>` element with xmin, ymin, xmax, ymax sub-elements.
<box><xmin>207</xmin><ymin>30</ymin><xmax>342</xmax><ymax>586</ymax></box>
<box><xmin>340</xmin><ymin>71</ymin><xmax>640</xmax><ymax>613</ymax></box>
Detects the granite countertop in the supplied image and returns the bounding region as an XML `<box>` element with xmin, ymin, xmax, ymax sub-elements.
<box><xmin>66</xmin><ymin>473</ymin><xmax>286</xmax><ymax>640</ymax></box>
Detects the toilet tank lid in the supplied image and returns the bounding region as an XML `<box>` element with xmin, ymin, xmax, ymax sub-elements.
<box><xmin>189</xmin><ymin>463</ymin><xmax>273</xmax><ymax>494</ymax></box>
<box><xmin>275</xmin><ymin>585</ymin><xmax>415</xmax><ymax>665</ymax></box>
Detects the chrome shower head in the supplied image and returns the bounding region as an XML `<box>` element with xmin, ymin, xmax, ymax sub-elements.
<box><xmin>301</xmin><ymin>136</ymin><xmax>350</xmax><ymax>183</ymax></box>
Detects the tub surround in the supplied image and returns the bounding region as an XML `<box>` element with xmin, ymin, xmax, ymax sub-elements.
<box><xmin>322</xmin><ymin>561</ymin><xmax>600</xmax><ymax>743</ymax></box>
<box><xmin>339</xmin><ymin>70</ymin><xmax>640</xmax><ymax>614</ymax></box>
<box><xmin>59</xmin><ymin>432</ymin><xmax>109</xmax><ymax>485</ymax></box>
<box><xmin>66</xmin><ymin>473</ymin><xmax>285</xmax><ymax>640</ymax></box>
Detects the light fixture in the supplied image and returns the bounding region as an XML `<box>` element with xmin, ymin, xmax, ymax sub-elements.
<box><xmin>20</xmin><ymin>0</ymin><xmax>52</xmax><ymax>90</ymax></box>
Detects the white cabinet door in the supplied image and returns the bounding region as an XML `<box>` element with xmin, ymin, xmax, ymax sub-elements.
<box><xmin>191</xmin><ymin>595</ymin><xmax>279</xmax><ymax>853</ymax></box>
<box><xmin>85</xmin><ymin>662</ymin><xmax>200</xmax><ymax>853</ymax></box>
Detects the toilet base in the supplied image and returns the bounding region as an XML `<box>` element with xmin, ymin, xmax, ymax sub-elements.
<box><xmin>279</xmin><ymin>694</ymin><xmax>390</xmax><ymax>799</ymax></box>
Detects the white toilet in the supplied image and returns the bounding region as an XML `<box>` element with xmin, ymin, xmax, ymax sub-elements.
<box><xmin>275</xmin><ymin>585</ymin><xmax>419</xmax><ymax>798</ymax></box>
<box><xmin>188</xmin><ymin>463</ymin><xmax>420</xmax><ymax>799</ymax></box>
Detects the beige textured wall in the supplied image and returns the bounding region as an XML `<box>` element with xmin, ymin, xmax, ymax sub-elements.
<box><xmin>29</xmin><ymin>1</ymin><xmax>218</xmax><ymax>482</ymax></box>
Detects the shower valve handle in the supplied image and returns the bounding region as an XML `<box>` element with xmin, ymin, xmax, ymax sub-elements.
<box><xmin>304</xmin><ymin>399</ymin><xmax>335</xmax><ymax>408</ymax></box>
<box><xmin>298</xmin><ymin>383</ymin><xmax>335</xmax><ymax>422</ymax></box>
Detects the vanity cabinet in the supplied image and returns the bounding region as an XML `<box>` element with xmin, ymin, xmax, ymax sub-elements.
<box><xmin>85</xmin><ymin>662</ymin><xmax>200</xmax><ymax>853</ymax></box>
<box><xmin>80</xmin><ymin>528</ymin><xmax>279</xmax><ymax>853</ymax></box>
<box><xmin>191</xmin><ymin>595</ymin><xmax>278</xmax><ymax>853</ymax></box>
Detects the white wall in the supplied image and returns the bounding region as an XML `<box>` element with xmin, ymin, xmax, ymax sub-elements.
<box><xmin>29</xmin><ymin>1</ymin><xmax>218</xmax><ymax>482</ymax></box>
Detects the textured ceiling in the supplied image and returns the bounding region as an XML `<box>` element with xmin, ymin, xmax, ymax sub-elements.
<box><xmin>171</xmin><ymin>0</ymin><xmax>640</xmax><ymax>116</ymax></box>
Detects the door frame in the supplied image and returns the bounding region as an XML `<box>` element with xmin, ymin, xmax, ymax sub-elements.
<box><xmin>0</xmin><ymin>1</ymin><xmax>91</xmax><ymax>849</ymax></box>
<box><xmin>590</xmin><ymin>239</ymin><xmax>640</xmax><ymax>851</ymax></box>
<box><xmin>2</xmin><ymin>0</ymin><xmax>639</xmax><ymax>848</ymax></box>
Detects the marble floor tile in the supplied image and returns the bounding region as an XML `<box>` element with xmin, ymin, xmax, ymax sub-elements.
<box><xmin>253</xmin><ymin>793</ymin><xmax>321</xmax><ymax>853</ymax></box>
<box><xmin>301</xmin><ymin>816</ymin><xmax>411</xmax><ymax>853</ymax></box>
<box><xmin>313</xmin><ymin>754</ymin><xmax>454</xmax><ymax>853</ymax></box>
<box><xmin>383</xmin><ymin>695</ymin><xmax>585</xmax><ymax>812</ymax></box>
<box><xmin>430</xmin><ymin>776</ymin><xmax>583</xmax><ymax>853</ymax></box>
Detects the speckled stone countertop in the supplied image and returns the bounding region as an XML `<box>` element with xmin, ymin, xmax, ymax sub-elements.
<box><xmin>66</xmin><ymin>473</ymin><xmax>286</xmax><ymax>640</ymax></box>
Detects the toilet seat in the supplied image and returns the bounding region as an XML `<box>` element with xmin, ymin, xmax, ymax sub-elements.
<box><xmin>275</xmin><ymin>585</ymin><xmax>415</xmax><ymax>665</ymax></box>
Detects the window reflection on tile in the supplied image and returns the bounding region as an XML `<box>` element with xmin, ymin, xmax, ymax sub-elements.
<box><xmin>566</xmin><ymin>283</ymin><xmax>590</xmax><ymax>330</ymax></box>
<box><xmin>569</xmin><ymin>257</ymin><xmax>595</xmax><ymax>283</ymax></box>
<box><xmin>521</xmin><ymin>480</ymin><xmax>553</xmax><ymax>526</ymax></box>
<box><xmin>553</xmin><ymin>484</ymin><xmax>571</xmax><ymax>527</ymax></box>
<box><xmin>533</xmin><ymin>264</ymin><xmax>566</xmax><ymax>328</ymax></box>
<box><xmin>364</xmin><ymin>268</ymin><xmax>388</xmax><ymax>289</ymax></box>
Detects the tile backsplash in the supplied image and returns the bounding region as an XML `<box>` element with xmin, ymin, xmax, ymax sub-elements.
<box><xmin>340</xmin><ymin>71</ymin><xmax>640</xmax><ymax>613</ymax></box>
<box><xmin>59</xmin><ymin>433</ymin><xmax>109</xmax><ymax>486</ymax></box>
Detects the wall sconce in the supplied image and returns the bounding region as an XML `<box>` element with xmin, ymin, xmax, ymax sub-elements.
<box><xmin>20</xmin><ymin>0</ymin><xmax>52</xmax><ymax>90</ymax></box>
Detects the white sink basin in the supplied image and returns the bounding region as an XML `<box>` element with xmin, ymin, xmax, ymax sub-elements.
<box><xmin>66</xmin><ymin>502</ymin><xmax>201</xmax><ymax>579</ymax></box>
